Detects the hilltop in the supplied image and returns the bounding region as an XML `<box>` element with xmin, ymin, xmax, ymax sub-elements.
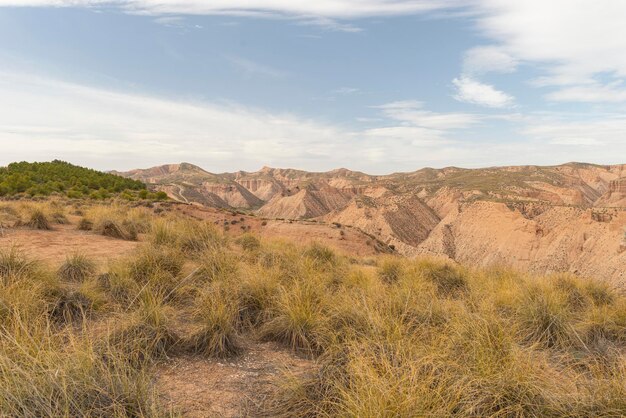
<box><xmin>0</xmin><ymin>160</ymin><xmax>153</xmax><ymax>200</ymax></box>
<box><xmin>119</xmin><ymin>162</ymin><xmax>626</xmax><ymax>283</ymax></box>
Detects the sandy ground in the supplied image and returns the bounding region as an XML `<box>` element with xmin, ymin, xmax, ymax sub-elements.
<box><xmin>156</xmin><ymin>341</ymin><xmax>315</xmax><ymax>417</ymax></box>
<box><xmin>0</xmin><ymin>224</ymin><xmax>138</xmax><ymax>266</ymax></box>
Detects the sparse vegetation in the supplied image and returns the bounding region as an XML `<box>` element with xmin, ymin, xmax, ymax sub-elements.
<box><xmin>25</xmin><ymin>208</ymin><xmax>52</xmax><ymax>230</ymax></box>
<box><xmin>58</xmin><ymin>253</ymin><xmax>96</xmax><ymax>282</ymax></box>
<box><xmin>0</xmin><ymin>200</ymin><xmax>625</xmax><ymax>417</ymax></box>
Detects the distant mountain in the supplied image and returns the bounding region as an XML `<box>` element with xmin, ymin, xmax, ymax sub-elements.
<box><xmin>117</xmin><ymin>162</ymin><xmax>626</xmax><ymax>283</ymax></box>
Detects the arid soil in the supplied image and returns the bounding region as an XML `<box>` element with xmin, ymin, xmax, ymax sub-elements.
<box><xmin>0</xmin><ymin>224</ymin><xmax>138</xmax><ymax>266</ymax></box>
<box><xmin>170</xmin><ymin>204</ymin><xmax>390</xmax><ymax>257</ymax></box>
<box><xmin>156</xmin><ymin>341</ymin><xmax>314</xmax><ymax>417</ymax></box>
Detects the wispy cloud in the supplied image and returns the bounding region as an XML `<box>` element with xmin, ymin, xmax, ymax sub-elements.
<box><xmin>0</xmin><ymin>1</ymin><xmax>455</xmax><ymax>19</ymax></box>
<box><xmin>545</xmin><ymin>81</ymin><xmax>626</xmax><ymax>103</ymax></box>
<box><xmin>462</xmin><ymin>46</ymin><xmax>517</xmax><ymax>75</ymax></box>
<box><xmin>296</xmin><ymin>16</ymin><xmax>363</xmax><ymax>32</ymax></box>
<box><xmin>0</xmin><ymin>71</ymin><xmax>481</xmax><ymax>173</ymax></box>
<box><xmin>452</xmin><ymin>76</ymin><xmax>514</xmax><ymax>108</ymax></box>
<box><xmin>373</xmin><ymin>100</ymin><xmax>480</xmax><ymax>129</ymax></box>
<box><xmin>226</xmin><ymin>56</ymin><xmax>288</xmax><ymax>78</ymax></box>
<box><xmin>1</xmin><ymin>71</ymin><xmax>624</xmax><ymax>172</ymax></box>
<box><xmin>469</xmin><ymin>1</ymin><xmax>626</xmax><ymax>104</ymax></box>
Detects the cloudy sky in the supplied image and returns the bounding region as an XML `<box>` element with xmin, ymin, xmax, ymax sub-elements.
<box><xmin>1</xmin><ymin>1</ymin><xmax>625</xmax><ymax>173</ymax></box>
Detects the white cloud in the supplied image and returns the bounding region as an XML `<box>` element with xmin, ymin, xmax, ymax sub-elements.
<box><xmin>372</xmin><ymin>100</ymin><xmax>424</xmax><ymax>110</ymax></box>
<box><xmin>0</xmin><ymin>1</ymin><xmax>458</xmax><ymax>35</ymax></box>
<box><xmin>470</xmin><ymin>0</ymin><xmax>626</xmax><ymax>103</ymax></box>
<box><xmin>549</xmin><ymin>137</ymin><xmax>601</xmax><ymax>146</ymax></box>
<box><xmin>1</xmin><ymin>71</ymin><xmax>625</xmax><ymax>172</ymax></box>
<box><xmin>296</xmin><ymin>16</ymin><xmax>363</xmax><ymax>32</ymax></box>
<box><xmin>521</xmin><ymin>114</ymin><xmax>626</xmax><ymax>148</ymax></box>
<box><xmin>544</xmin><ymin>81</ymin><xmax>626</xmax><ymax>103</ymax></box>
<box><xmin>374</xmin><ymin>100</ymin><xmax>480</xmax><ymax>129</ymax></box>
<box><xmin>452</xmin><ymin>76</ymin><xmax>514</xmax><ymax>108</ymax></box>
<box><xmin>0</xmin><ymin>71</ymin><xmax>346</xmax><ymax>171</ymax></box>
<box><xmin>333</xmin><ymin>87</ymin><xmax>361</xmax><ymax>95</ymax></box>
<box><xmin>0</xmin><ymin>71</ymin><xmax>488</xmax><ymax>173</ymax></box>
<box><xmin>0</xmin><ymin>0</ymin><xmax>455</xmax><ymax>18</ymax></box>
<box><xmin>462</xmin><ymin>45</ymin><xmax>517</xmax><ymax>75</ymax></box>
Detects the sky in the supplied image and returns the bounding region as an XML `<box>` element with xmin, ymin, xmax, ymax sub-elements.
<box><xmin>1</xmin><ymin>1</ymin><xmax>626</xmax><ymax>174</ymax></box>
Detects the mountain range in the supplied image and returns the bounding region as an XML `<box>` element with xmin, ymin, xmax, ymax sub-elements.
<box><xmin>115</xmin><ymin>162</ymin><xmax>626</xmax><ymax>284</ymax></box>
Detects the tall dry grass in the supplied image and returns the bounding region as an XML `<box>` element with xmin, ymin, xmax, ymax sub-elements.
<box><xmin>0</xmin><ymin>202</ymin><xmax>624</xmax><ymax>417</ymax></box>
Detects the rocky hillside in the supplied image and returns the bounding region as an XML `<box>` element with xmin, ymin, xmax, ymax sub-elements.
<box><xmin>119</xmin><ymin>162</ymin><xmax>626</xmax><ymax>283</ymax></box>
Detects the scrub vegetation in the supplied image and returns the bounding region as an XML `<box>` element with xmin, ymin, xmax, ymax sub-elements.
<box><xmin>0</xmin><ymin>199</ymin><xmax>625</xmax><ymax>417</ymax></box>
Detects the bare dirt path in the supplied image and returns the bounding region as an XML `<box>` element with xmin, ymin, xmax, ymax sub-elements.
<box><xmin>156</xmin><ymin>341</ymin><xmax>316</xmax><ymax>417</ymax></box>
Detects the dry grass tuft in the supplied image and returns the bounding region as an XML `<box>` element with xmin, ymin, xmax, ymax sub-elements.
<box><xmin>261</xmin><ymin>282</ymin><xmax>330</xmax><ymax>355</ymax></box>
<box><xmin>377</xmin><ymin>256</ymin><xmax>404</xmax><ymax>284</ymax></box>
<box><xmin>58</xmin><ymin>253</ymin><xmax>97</xmax><ymax>282</ymax></box>
<box><xmin>186</xmin><ymin>284</ymin><xmax>243</xmax><ymax>358</ymax></box>
<box><xmin>25</xmin><ymin>209</ymin><xmax>52</xmax><ymax>230</ymax></box>
<box><xmin>77</xmin><ymin>217</ymin><xmax>93</xmax><ymax>231</ymax></box>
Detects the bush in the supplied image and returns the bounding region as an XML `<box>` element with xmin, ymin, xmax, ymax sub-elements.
<box><xmin>516</xmin><ymin>285</ymin><xmax>574</xmax><ymax>349</ymax></box>
<box><xmin>25</xmin><ymin>209</ymin><xmax>52</xmax><ymax>230</ymax></box>
<box><xmin>58</xmin><ymin>253</ymin><xmax>96</xmax><ymax>282</ymax></box>
<box><xmin>303</xmin><ymin>242</ymin><xmax>336</xmax><ymax>266</ymax></box>
<box><xmin>104</xmin><ymin>292</ymin><xmax>179</xmax><ymax>364</ymax></box>
<box><xmin>178</xmin><ymin>222</ymin><xmax>224</xmax><ymax>256</ymax></box>
<box><xmin>422</xmin><ymin>264</ymin><xmax>467</xmax><ymax>297</ymax></box>
<box><xmin>193</xmin><ymin>248</ymin><xmax>239</xmax><ymax>283</ymax></box>
<box><xmin>0</xmin><ymin>247</ymin><xmax>38</xmax><ymax>285</ymax></box>
<box><xmin>237</xmin><ymin>233</ymin><xmax>261</xmax><ymax>252</ymax></box>
<box><xmin>77</xmin><ymin>217</ymin><xmax>93</xmax><ymax>231</ymax></box>
<box><xmin>48</xmin><ymin>285</ymin><xmax>103</xmax><ymax>323</ymax></box>
<box><xmin>377</xmin><ymin>257</ymin><xmax>403</xmax><ymax>284</ymax></box>
<box><xmin>96</xmin><ymin>219</ymin><xmax>126</xmax><ymax>239</ymax></box>
<box><xmin>261</xmin><ymin>282</ymin><xmax>330</xmax><ymax>355</ymax></box>
<box><xmin>186</xmin><ymin>285</ymin><xmax>243</xmax><ymax>358</ymax></box>
<box><xmin>0</xmin><ymin>321</ymin><xmax>167</xmax><ymax>417</ymax></box>
<box><xmin>126</xmin><ymin>246</ymin><xmax>184</xmax><ymax>286</ymax></box>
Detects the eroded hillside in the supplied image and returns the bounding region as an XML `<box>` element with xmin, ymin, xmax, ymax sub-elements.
<box><xmin>119</xmin><ymin>162</ymin><xmax>626</xmax><ymax>282</ymax></box>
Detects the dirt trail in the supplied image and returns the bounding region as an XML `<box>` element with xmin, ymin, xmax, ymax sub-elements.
<box><xmin>173</xmin><ymin>183</ymin><xmax>189</xmax><ymax>203</ymax></box>
<box><xmin>156</xmin><ymin>341</ymin><xmax>315</xmax><ymax>417</ymax></box>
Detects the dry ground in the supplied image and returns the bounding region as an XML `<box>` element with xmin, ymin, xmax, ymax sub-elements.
<box><xmin>157</xmin><ymin>341</ymin><xmax>315</xmax><ymax>417</ymax></box>
<box><xmin>0</xmin><ymin>224</ymin><xmax>138</xmax><ymax>265</ymax></box>
<box><xmin>172</xmin><ymin>204</ymin><xmax>388</xmax><ymax>257</ymax></box>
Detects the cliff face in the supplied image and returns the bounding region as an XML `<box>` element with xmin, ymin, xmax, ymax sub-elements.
<box><xmin>118</xmin><ymin>162</ymin><xmax>626</xmax><ymax>282</ymax></box>
<box><xmin>595</xmin><ymin>178</ymin><xmax>626</xmax><ymax>208</ymax></box>
<box><xmin>609</xmin><ymin>179</ymin><xmax>626</xmax><ymax>194</ymax></box>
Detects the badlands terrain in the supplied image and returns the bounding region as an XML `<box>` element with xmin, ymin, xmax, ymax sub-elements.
<box><xmin>119</xmin><ymin>162</ymin><xmax>626</xmax><ymax>284</ymax></box>
<box><xmin>0</xmin><ymin>161</ymin><xmax>625</xmax><ymax>417</ymax></box>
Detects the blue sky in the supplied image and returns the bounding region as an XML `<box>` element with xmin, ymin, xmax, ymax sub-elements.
<box><xmin>0</xmin><ymin>1</ymin><xmax>625</xmax><ymax>173</ymax></box>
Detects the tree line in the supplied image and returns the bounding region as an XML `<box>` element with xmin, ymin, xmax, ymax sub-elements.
<box><xmin>0</xmin><ymin>160</ymin><xmax>166</xmax><ymax>200</ymax></box>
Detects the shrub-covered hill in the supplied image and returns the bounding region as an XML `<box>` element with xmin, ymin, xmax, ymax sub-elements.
<box><xmin>0</xmin><ymin>160</ymin><xmax>165</xmax><ymax>200</ymax></box>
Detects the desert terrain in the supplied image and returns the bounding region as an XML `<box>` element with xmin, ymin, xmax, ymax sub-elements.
<box><xmin>0</xmin><ymin>161</ymin><xmax>625</xmax><ymax>417</ymax></box>
<box><xmin>118</xmin><ymin>162</ymin><xmax>626</xmax><ymax>284</ymax></box>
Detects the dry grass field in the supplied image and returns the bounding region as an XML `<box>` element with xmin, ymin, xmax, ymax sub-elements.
<box><xmin>0</xmin><ymin>199</ymin><xmax>625</xmax><ymax>417</ymax></box>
